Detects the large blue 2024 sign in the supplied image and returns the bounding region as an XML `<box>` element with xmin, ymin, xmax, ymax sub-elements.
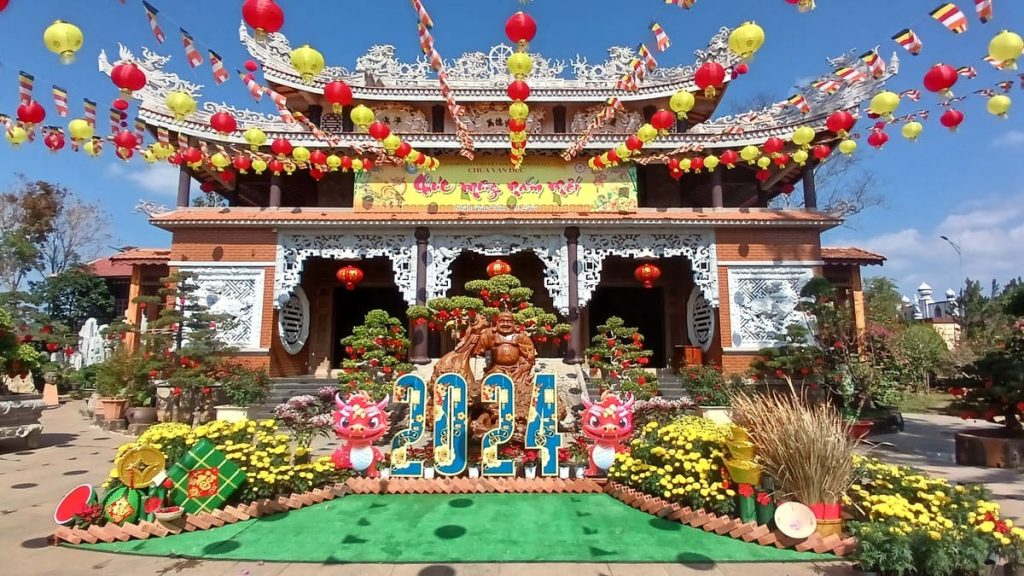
<box><xmin>389</xmin><ymin>373</ymin><xmax>561</xmax><ymax>477</ymax></box>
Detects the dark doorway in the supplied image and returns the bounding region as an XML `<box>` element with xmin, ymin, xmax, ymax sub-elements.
<box><xmin>332</xmin><ymin>286</ymin><xmax>409</xmax><ymax>367</ymax></box>
<box><xmin>588</xmin><ymin>287</ymin><xmax>666</xmax><ymax>367</ymax></box>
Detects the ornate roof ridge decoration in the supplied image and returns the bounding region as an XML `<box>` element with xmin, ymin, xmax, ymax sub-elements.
<box><xmin>240</xmin><ymin>22</ymin><xmax>741</xmax><ymax>97</ymax></box>
<box><xmin>99</xmin><ymin>44</ymin><xmax>204</xmax><ymax>102</ymax></box>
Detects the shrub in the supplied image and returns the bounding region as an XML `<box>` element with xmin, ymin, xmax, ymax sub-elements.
<box><xmin>339</xmin><ymin>309</ymin><xmax>412</xmax><ymax>401</ymax></box>
<box><xmin>220</xmin><ymin>363</ymin><xmax>272</xmax><ymax>407</ymax></box>
<box><xmin>678</xmin><ymin>364</ymin><xmax>740</xmax><ymax>406</ymax></box>
<box><xmin>585</xmin><ymin>316</ymin><xmax>659</xmax><ymax>400</ymax></box>
<box><xmin>273</xmin><ymin>386</ymin><xmax>338</xmax><ymax>448</ymax></box>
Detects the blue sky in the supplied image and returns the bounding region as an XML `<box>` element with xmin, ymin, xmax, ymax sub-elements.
<box><xmin>0</xmin><ymin>0</ymin><xmax>1021</xmax><ymax>299</ymax></box>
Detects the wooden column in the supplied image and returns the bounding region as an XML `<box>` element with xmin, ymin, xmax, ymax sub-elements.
<box><xmin>851</xmin><ymin>266</ymin><xmax>866</xmax><ymax>343</ymax></box>
<box><xmin>564</xmin><ymin>227</ymin><xmax>582</xmax><ymax>364</ymax></box>
<box><xmin>411</xmin><ymin>227</ymin><xmax>430</xmax><ymax>364</ymax></box>
<box><xmin>269</xmin><ymin>174</ymin><xmax>283</xmax><ymax>208</ymax></box>
<box><xmin>176</xmin><ymin>166</ymin><xmax>191</xmax><ymax>207</ymax></box>
<box><xmin>802</xmin><ymin>162</ymin><xmax>817</xmax><ymax>210</ymax></box>
<box><xmin>710</xmin><ymin>168</ymin><xmax>723</xmax><ymax>208</ymax></box>
<box><xmin>124</xmin><ymin>265</ymin><xmax>143</xmax><ymax>354</ymax></box>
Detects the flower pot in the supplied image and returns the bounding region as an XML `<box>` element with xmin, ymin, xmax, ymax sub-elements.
<box><xmin>1004</xmin><ymin>563</ymin><xmax>1023</xmax><ymax>576</ymax></box>
<box><xmin>423</xmin><ymin>467</ymin><xmax>435</xmax><ymax>479</ymax></box>
<box><xmin>724</xmin><ymin>459</ymin><xmax>762</xmax><ymax>485</ymax></box>
<box><xmin>814</xmin><ymin>518</ymin><xmax>843</xmax><ymax>539</ymax></box>
<box><xmin>737</xmin><ymin>495</ymin><xmax>757</xmax><ymax>523</ymax></box>
<box><xmin>696</xmin><ymin>406</ymin><xmax>732</xmax><ymax>424</ymax></box>
<box><xmin>848</xmin><ymin>420</ymin><xmax>873</xmax><ymax>440</ymax></box>
<box><xmin>468</xmin><ymin>466</ymin><xmax>480</xmax><ymax>479</ymax></box>
<box><xmin>524</xmin><ymin>465</ymin><xmax>537</xmax><ymax>479</ymax></box>
<box><xmin>559</xmin><ymin>465</ymin><xmax>570</xmax><ymax>479</ymax></box>
<box><xmin>214</xmin><ymin>405</ymin><xmax>250</xmax><ymax>423</ymax></box>
<box><xmin>756</xmin><ymin>498</ymin><xmax>776</xmax><ymax>527</ymax></box>
<box><xmin>379</xmin><ymin>467</ymin><xmax>391</xmax><ymax>480</ymax></box>
<box><xmin>128</xmin><ymin>406</ymin><xmax>158</xmax><ymax>425</ymax></box>
<box><xmin>154</xmin><ymin>506</ymin><xmax>183</xmax><ymax>522</ymax></box>
<box><xmin>726</xmin><ymin>440</ymin><xmax>756</xmax><ymax>460</ymax></box>
<box><xmin>98</xmin><ymin>397</ymin><xmax>127</xmax><ymax>421</ymax></box>
<box><xmin>574</xmin><ymin>466</ymin><xmax>586</xmax><ymax>479</ymax></box>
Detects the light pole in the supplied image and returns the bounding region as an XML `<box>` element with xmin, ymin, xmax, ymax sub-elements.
<box><xmin>940</xmin><ymin>235</ymin><xmax>966</xmax><ymax>341</ymax></box>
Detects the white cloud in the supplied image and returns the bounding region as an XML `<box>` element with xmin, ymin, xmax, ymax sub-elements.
<box><xmin>105</xmin><ymin>163</ymin><xmax>179</xmax><ymax>197</ymax></box>
<box><xmin>995</xmin><ymin>129</ymin><xmax>1024</xmax><ymax>147</ymax></box>
<box><xmin>831</xmin><ymin>190</ymin><xmax>1024</xmax><ymax>296</ymax></box>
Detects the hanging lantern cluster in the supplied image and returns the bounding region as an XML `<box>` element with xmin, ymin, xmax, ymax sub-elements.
<box><xmin>336</xmin><ymin>265</ymin><xmax>364</xmax><ymax>291</ymax></box>
<box><xmin>589</xmin><ymin>108</ymin><xmax>676</xmax><ymax>172</ymax></box>
<box><xmin>43</xmin><ymin>19</ymin><xmax>84</xmax><ymax>65</ymax></box>
<box><xmin>505</xmin><ymin>11</ymin><xmax>536</xmax><ymax>169</ymax></box>
<box><xmin>825</xmin><ymin>110</ymin><xmax>858</xmax><ymax>152</ymax></box>
<box><xmin>290</xmin><ymin>44</ymin><xmax>325</xmax><ymax>84</ymax></box>
<box><xmin>242</xmin><ymin>0</ymin><xmax>285</xmax><ymax>43</ymax></box>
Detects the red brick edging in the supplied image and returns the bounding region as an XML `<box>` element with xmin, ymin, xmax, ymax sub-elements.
<box><xmin>603</xmin><ymin>481</ymin><xmax>857</xmax><ymax>557</ymax></box>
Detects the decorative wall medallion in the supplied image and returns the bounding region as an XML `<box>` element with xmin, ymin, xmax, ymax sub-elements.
<box><xmin>726</xmin><ymin>266</ymin><xmax>813</xmax><ymax>350</ymax></box>
<box><xmin>178</xmin><ymin>266</ymin><xmax>267</xmax><ymax>351</ymax></box>
<box><xmin>278</xmin><ymin>286</ymin><xmax>310</xmax><ymax>355</ymax></box>
<box><xmin>687</xmin><ymin>287</ymin><xmax>716</xmax><ymax>352</ymax></box>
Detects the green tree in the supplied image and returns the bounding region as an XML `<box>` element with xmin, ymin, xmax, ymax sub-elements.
<box><xmin>893</xmin><ymin>324</ymin><xmax>949</xmax><ymax>391</ymax></box>
<box><xmin>0</xmin><ymin>178</ymin><xmax>63</xmax><ymax>294</ymax></box>
<box><xmin>0</xmin><ymin>307</ymin><xmax>44</xmax><ymax>390</ymax></box>
<box><xmin>864</xmin><ymin>276</ymin><xmax>902</xmax><ymax>328</ymax></box>
<box><xmin>585</xmin><ymin>316</ymin><xmax>659</xmax><ymax>400</ymax></box>
<box><xmin>31</xmin><ymin>268</ymin><xmax>115</xmax><ymax>329</ymax></box>
<box><xmin>338</xmin><ymin>310</ymin><xmax>412</xmax><ymax>401</ymax></box>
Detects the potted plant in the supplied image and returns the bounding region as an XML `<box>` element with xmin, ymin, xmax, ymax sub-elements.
<box><xmin>94</xmin><ymin>348</ymin><xmax>142</xmax><ymax>422</ymax></box>
<box><xmin>500</xmin><ymin>444</ymin><xmax>524</xmax><ymax>477</ymax></box>
<box><xmin>127</xmin><ymin>385</ymin><xmax>157</xmax><ymax>425</ymax></box>
<box><xmin>467</xmin><ymin>452</ymin><xmax>481</xmax><ymax>479</ymax></box>
<box><xmin>379</xmin><ymin>451</ymin><xmax>392</xmax><ymax>480</ymax></box>
<box><xmin>420</xmin><ymin>444</ymin><xmax>436</xmax><ymax>479</ymax></box>
<box><xmin>680</xmin><ymin>364</ymin><xmax>734</xmax><ymax>424</ymax></box>
<box><xmin>1002</xmin><ymin>526</ymin><xmax>1024</xmax><ymax>576</ymax></box>
<box><xmin>215</xmin><ymin>364</ymin><xmax>271</xmax><ymax>422</ymax></box>
<box><xmin>568</xmin><ymin>435</ymin><xmax>589</xmax><ymax>478</ymax></box>
<box><xmin>521</xmin><ymin>448</ymin><xmax>539</xmax><ymax>479</ymax></box>
<box><xmin>557</xmin><ymin>447</ymin><xmax>571</xmax><ymax>479</ymax></box>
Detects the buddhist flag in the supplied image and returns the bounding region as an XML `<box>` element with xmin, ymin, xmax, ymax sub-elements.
<box><xmin>974</xmin><ymin>88</ymin><xmax>997</xmax><ymax>97</ymax></box>
<box><xmin>418</xmin><ymin>24</ymin><xmax>433</xmax><ymax>54</ymax></box>
<box><xmin>411</xmin><ymin>0</ymin><xmax>433</xmax><ymax>29</ymax></box>
<box><xmin>787</xmin><ymin>94</ymin><xmax>810</xmax><ymax>113</ymax></box>
<box><xmin>859</xmin><ymin>49</ymin><xmax>885</xmax><ymax>79</ymax></box>
<box><xmin>930</xmin><ymin>3</ymin><xmax>968</xmax><ymax>34</ymax></box>
<box><xmin>616</xmin><ymin>74</ymin><xmax>637</xmax><ymax>91</ymax></box>
<box><xmin>812</xmin><ymin>78</ymin><xmax>841</xmax><ymax>93</ymax></box>
<box><xmin>975</xmin><ymin>0</ymin><xmax>993</xmax><ymax>23</ymax></box>
<box><xmin>956</xmin><ymin>66</ymin><xmax>977</xmax><ymax>78</ymax></box>
<box><xmin>607</xmin><ymin>97</ymin><xmax>625</xmax><ymax>111</ymax></box>
<box><xmin>109</xmin><ymin>108</ymin><xmax>123</xmax><ymax>135</ymax></box>
<box><xmin>18</xmin><ymin>71</ymin><xmax>34</xmax><ymax>104</ymax></box>
<box><xmin>899</xmin><ymin>89</ymin><xmax>922</xmax><ymax>102</ymax></box>
<box><xmin>666</xmin><ymin>0</ymin><xmax>696</xmax><ymax>8</ymax></box>
<box><xmin>638</xmin><ymin>44</ymin><xmax>658</xmax><ymax>71</ymax></box>
<box><xmin>239</xmin><ymin>71</ymin><xmax>263</xmax><ymax>102</ymax></box>
<box><xmin>156</xmin><ymin>126</ymin><xmax>170</xmax><ymax>144</ymax></box>
<box><xmin>891</xmin><ymin>29</ymin><xmax>923</xmax><ymax>55</ymax></box>
<box><xmin>83</xmin><ymin>98</ymin><xmax>97</xmax><ymax>127</ymax></box>
<box><xmin>997</xmin><ymin>80</ymin><xmax>1014</xmax><ymax>92</ymax></box>
<box><xmin>142</xmin><ymin>1</ymin><xmax>165</xmax><ymax>44</ymax></box>
<box><xmin>134</xmin><ymin>117</ymin><xmax>146</xmax><ymax>142</ymax></box>
<box><xmin>51</xmin><ymin>85</ymin><xmax>69</xmax><ymax>117</ymax></box>
<box><xmin>209</xmin><ymin>50</ymin><xmax>229</xmax><ymax>85</ymax></box>
<box><xmin>266</xmin><ymin>88</ymin><xmax>294</xmax><ymax>123</ymax></box>
<box><xmin>651</xmin><ymin>23</ymin><xmax>671</xmax><ymax>52</ymax></box>
<box><xmin>983</xmin><ymin>55</ymin><xmax>1006</xmax><ymax>70</ymax></box>
<box><xmin>835</xmin><ymin>66</ymin><xmax>866</xmax><ymax>83</ymax></box>
<box><xmin>181</xmin><ymin>29</ymin><xmax>203</xmax><ymax>68</ymax></box>
<box><xmin>630</xmin><ymin>59</ymin><xmax>646</xmax><ymax>82</ymax></box>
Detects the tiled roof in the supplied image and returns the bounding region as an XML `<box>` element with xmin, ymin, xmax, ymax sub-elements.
<box><xmin>108</xmin><ymin>248</ymin><xmax>172</xmax><ymax>266</ymax></box>
<box><xmin>151</xmin><ymin>207</ymin><xmax>842</xmax><ymax>229</ymax></box>
<box><xmin>86</xmin><ymin>257</ymin><xmax>133</xmax><ymax>278</ymax></box>
<box><xmin>822</xmin><ymin>247</ymin><xmax>886</xmax><ymax>265</ymax></box>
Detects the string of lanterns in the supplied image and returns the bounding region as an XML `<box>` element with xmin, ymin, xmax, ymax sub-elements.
<box><xmin>505</xmin><ymin>11</ymin><xmax>536</xmax><ymax>169</ymax></box>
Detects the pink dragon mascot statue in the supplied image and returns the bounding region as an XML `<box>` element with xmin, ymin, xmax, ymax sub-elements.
<box><xmin>331</xmin><ymin>392</ymin><xmax>390</xmax><ymax>478</ymax></box>
<box><xmin>581</xmin><ymin>391</ymin><xmax>636</xmax><ymax>476</ymax></box>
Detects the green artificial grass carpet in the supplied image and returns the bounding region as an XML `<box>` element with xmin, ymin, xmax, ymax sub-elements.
<box><xmin>78</xmin><ymin>493</ymin><xmax>829</xmax><ymax>563</ymax></box>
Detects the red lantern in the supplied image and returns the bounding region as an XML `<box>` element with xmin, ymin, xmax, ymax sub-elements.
<box><xmin>940</xmin><ymin>109</ymin><xmax>964</xmax><ymax>131</ymax></box>
<box><xmin>694</xmin><ymin>62</ymin><xmax>726</xmax><ymax>98</ymax></box>
<box><xmin>242</xmin><ymin>0</ymin><xmax>285</xmax><ymax>40</ymax></box>
<box><xmin>200</xmin><ymin>181</ymin><xmax>216</xmax><ymax>193</ymax></box>
<box><xmin>812</xmin><ymin>144</ymin><xmax>831</xmax><ymax>160</ymax></box>
<box><xmin>690</xmin><ymin>156</ymin><xmax>704</xmax><ymax>172</ymax></box>
<box><xmin>507</xmin><ymin>80</ymin><xmax>531</xmax><ymax>102</ymax></box>
<box><xmin>607</xmin><ymin>149</ymin><xmax>620</xmax><ymax>164</ymax></box>
<box><xmin>505</xmin><ymin>11</ymin><xmax>537</xmax><ymax>44</ymax></box>
<box><xmin>309</xmin><ymin>150</ymin><xmax>327</xmax><ymax>167</ymax></box>
<box><xmin>271</xmin><ymin>138</ymin><xmax>293</xmax><ymax>157</ymax></box>
<box><xmin>773</xmin><ymin>153</ymin><xmax>790</xmax><ymax>168</ymax></box>
<box><xmin>16</xmin><ymin>100</ymin><xmax>46</xmax><ymax>125</ymax></box>
<box><xmin>181</xmin><ymin>147</ymin><xmax>202</xmax><ymax>165</ymax></box>
<box><xmin>367</xmin><ymin>121</ymin><xmax>390</xmax><ymax>140</ymax></box>
<box><xmin>336</xmin><ymin>265</ymin><xmax>364</xmax><ymax>291</ymax></box>
<box><xmin>341</xmin><ymin>155</ymin><xmax>353</xmax><ymax>170</ymax></box>
<box><xmin>867</xmin><ymin>130</ymin><xmax>889</xmax><ymax>149</ymax></box>
<box><xmin>244</xmin><ymin>59</ymin><xmax>259</xmax><ymax>72</ymax></box>
<box><xmin>508</xmin><ymin>118</ymin><xmax>527</xmax><ymax>132</ymax></box>
<box><xmin>592</xmin><ymin>156</ymin><xmax>605</xmax><ymax>169</ymax></box>
<box><xmin>323</xmin><ymin>80</ymin><xmax>353</xmax><ymax>114</ymax></box>
<box><xmin>650</xmin><ymin>109</ymin><xmax>676</xmax><ymax>132</ymax></box>
<box><xmin>487</xmin><ymin>259</ymin><xmax>512</xmax><ymax>277</ymax></box>
<box><xmin>755</xmin><ymin>169</ymin><xmax>771</xmax><ymax>182</ymax></box>
<box><xmin>233</xmin><ymin>155</ymin><xmax>252</xmax><ymax>173</ymax></box>
<box><xmin>733</xmin><ymin>63</ymin><xmax>749</xmax><ymax>76</ymax></box>
<box><xmin>625</xmin><ymin>135</ymin><xmax>644</xmax><ymax>152</ymax></box>
<box><xmin>779</xmin><ymin>183</ymin><xmax>795</xmax><ymax>195</ymax></box>
<box><xmin>763</xmin><ymin>137</ymin><xmax>785</xmax><ymax>156</ymax></box>
<box><xmin>44</xmin><ymin>132</ymin><xmax>65</xmax><ymax>152</ymax></box>
<box><xmin>268</xmin><ymin>158</ymin><xmax>285</xmax><ymax>175</ymax></box>
<box><xmin>634</xmin><ymin>263</ymin><xmax>662</xmax><ymax>289</ymax></box>
<box><xmin>113</xmin><ymin>130</ymin><xmax>138</xmax><ymax>150</ymax></box>
<box><xmin>923</xmin><ymin>64</ymin><xmax>958</xmax><ymax>98</ymax></box>
<box><xmin>220</xmin><ymin>170</ymin><xmax>236</xmax><ymax>183</ymax></box>
<box><xmin>825</xmin><ymin>111</ymin><xmax>856</xmax><ymax>136</ymax></box>
<box><xmin>395</xmin><ymin>141</ymin><xmax>412</xmax><ymax>158</ymax></box>
<box><xmin>112</xmin><ymin>98</ymin><xmax>129</xmax><ymax>111</ymax></box>
<box><xmin>110</xmin><ymin>62</ymin><xmax>147</xmax><ymax>97</ymax></box>
<box><xmin>667</xmin><ymin>158</ymin><xmax>680</xmax><ymax>172</ymax></box>
<box><xmin>719</xmin><ymin>149</ymin><xmax>739</xmax><ymax>168</ymax></box>
<box><xmin>310</xmin><ymin>168</ymin><xmax>324</xmax><ymax>181</ymax></box>
<box><xmin>362</xmin><ymin>158</ymin><xmax>374</xmax><ymax>171</ymax></box>
<box><xmin>210</xmin><ymin>111</ymin><xmax>237</xmax><ymax>135</ymax></box>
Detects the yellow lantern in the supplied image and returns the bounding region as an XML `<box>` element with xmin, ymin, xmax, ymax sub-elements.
<box><xmin>989</xmin><ymin>30</ymin><xmax>1023</xmax><ymax>70</ymax></box>
<box><xmin>636</xmin><ymin>123</ymin><xmax>658</xmax><ymax>143</ymax></box>
<box><xmin>507</xmin><ymin>52</ymin><xmax>533</xmax><ymax>78</ymax></box>
<box><xmin>792</xmin><ymin>126</ymin><xmax>815</xmax><ymax>148</ymax></box>
<box><xmin>509</xmin><ymin>102</ymin><xmax>530</xmax><ymax>121</ymax></box>
<box><xmin>382</xmin><ymin>134</ymin><xmax>402</xmax><ymax>154</ymax></box>
<box><xmin>5</xmin><ymin>126</ymin><xmax>28</xmax><ymax>146</ymax></box>
<box><xmin>142</xmin><ymin>149</ymin><xmax>157</xmax><ymax>164</ymax></box>
<box><xmin>251</xmin><ymin>158</ymin><xmax>268</xmax><ymax>174</ymax></box>
<box><xmin>901</xmin><ymin>121</ymin><xmax>923</xmax><ymax>141</ymax></box>
<box><xmin>756</xmin><ymin>156</ymin><xmax>771</xmax><ymax>169</ymax></box>
<box><xmin>67</xmin><ymin>118</ymin><xmax>94</xmax><ymax>142</ymax></box>
<box><xmin>326</xmin><ymin>154</ymin><xmax>342</xmax><ymax>171</ymax></box>
<box><xmin>869</xmin><ymin>91</ymin><xmax>900</xmax><ymax>119</ymax></box>
<box><xmin>292</xmin><ymin>146</ymin><xmax>311</xmax><ymax>164</ymax></box>
<box><xmin>987</xmin><ymin>94</ymin><xmax>1012</xmax><ymax>118</ymax></box>
<box><xmin>509</xmin><ymin>130</ymin><xmax>527</xmax><ymax>143</ymax></box>
<box><xmin>152</xmin><ymin>142</ymin><xmax>175</xmax><ymax>159</ymax></box>
<box><xmin>210</xmin><ymin>152</ymin><xmax>231</xmax><ymax>170</ymax></box>
<box><xmin>83</xmin><ymin>139</ymin><xmax>102</xmax><ymax>157</ymax></box>
<box><xmin>43</xmin><ymin>20</ymin><xmax>84</xmax><ymax>64</ymax></box>
<box><xmin>244</xmin><ymin>127</ymin><xmax>267</xmax><ymax>150</ymax></box>
<box><xmin>165</xmin><ymin>91</ymin><xmax>196</xmax><ymax>120</ymax></box>
<box><xmin>792</xmin><ymin>149</ymin><xmax>809</xmax><ymax>166</ymax></box>
<box><xmin>728</xmin><ymin>21</ymin><xmax>765</xmax><ymax>60</ymax></box>
<box><xmin>599</xmin><ymin>152</ymin><xmax>612</xmax><ymax>166</ymax></box>
<box><xmin>350</xmin><ymin>104</ymin><xmax>375</xmax><ymax>130</ymax></box>
<box><xmin>703</xmin><ymin>154</ymin><xmax>720</xmax><ymax>171</ymax></box>
<box><xmin>679</xmin><ymin>158</ymin><xmax>692</xmax><ymax>172</ymax></box>
<box><xmin>588</xmin><ymin>158</ymin><xmax>598</xmax><ymax>171</ymax></box>
<box><xmin>351</xmin><ymin>158</ymin><xmax>364</xmax><ymax>172</ymax></box>
<box><xmin>740</xmin><ymin>145</ymin><xmax>760</xmax><ymax>164</ymax></box>
<box><xmin>290</xmin><ymin>44</ymin><xmax>325</xmax><ymax>84</ymax></box>
<box><xmin>616</xmin><ymin>144</ymin><xmax>632</xmax><ymax>160</ymax></box>
<box><xmin>838</xmin><ymin>139</ymin><xmax>857</xmax><ymax>155</ymax></box>
<box><xmin>669</xmin><ymin>90</ymin><xmax>696</xmax><ymax>119</ymax></box>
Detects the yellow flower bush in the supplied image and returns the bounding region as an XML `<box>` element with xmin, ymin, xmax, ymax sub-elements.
<box><xmin>103</xmin><ymin>419</ymin><xmax>349</xmax><ymax>502</ymax></box>
<box><xmin>609</xmin><ymin>417</ymin><xmax>738</xmax><ymax>516</ymax></box>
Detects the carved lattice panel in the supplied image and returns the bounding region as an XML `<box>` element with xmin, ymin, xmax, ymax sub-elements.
<box><xmin>726</xmin><ymin>266</ymin><xmax>813</xmax><ymax>350</ymax></box>
<box><xmin>687</xmin><ymin>286</ymin><xmax>716</xmax><ymax>352</ymax></box>
<box><xmin>180</xmin><ymin>266</ymin><xmax>266</xmax><ymax>351</ymax></box>
<box><xmin>278</xmin><ymin>286</ymin><xmax>310</xmax><ymax>355</ymax></box>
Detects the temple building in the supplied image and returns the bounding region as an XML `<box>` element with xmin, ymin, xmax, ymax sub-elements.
<box><xmin>115</xmin><ymin>24</ymin><xmax>895</xmax><ymax>378</ymax></box>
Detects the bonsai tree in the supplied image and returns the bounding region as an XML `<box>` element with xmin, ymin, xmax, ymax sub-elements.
<box><xmin>339</xmin><ymin>309</ymin><xmax>413</xmax><ymax>401</ymax></box>
<box><xmin>584</xmin><ymin>316</ymin><xmax>659</xmax><ymax>400</ymax></box>
<box><xmin>0</xmin><ymin>307</ymin><xmax>45</xmax><ymax>393</ymax></box>
<box><xmin>220</xmin><ymin>363</ymin><xmax>272</xmax><ymax>407</ymax></box>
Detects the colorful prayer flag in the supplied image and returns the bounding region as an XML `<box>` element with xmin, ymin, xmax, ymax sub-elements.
<box><xmin>665</xmin><ymin>0</ymin><xmax>696</xmax><ymax>8</ymax></box>
<box><xmin>209</xmin><ymin>50</ymin><xmax>229</xmax><ymax>85</ymax></box>
<box><xmin>651</xmin><ymin>23</ymin><xmax>671</xmax><ymax>52</ymax></box>
<box><xmin>52</xmin><ymin>85</ymin><xmax>69</xmax><ymax>117</ymax></box>
<box><xmin>83</xmin><ymin>98</ymin><xmax>97</xmax><ymax>127</ymax></box>
<box><xmin>984</xmin><ymin>55</ymin><xmax>1006</xmax><ymax>70</ymax></box>
<box><xmin>997</xmin><ymin>80</ymin><xmax>1013</xmax><ymax>92</ymax></box>
<box><xmin>157</xmin><ymin>126</ymin><xmax>169</xmax><ymax>144</ymax></box>
<box><xmin>18</xmin><ymin>71</ymin><xmax>34</xmax><ymax>104</ymax></box>
<box><xmin>835</xmin><ymin>66</ymin><xmax>866</xmax><ymax>83</ymax></box>
<box><xmin>930</xmin><ymin>3</ymin><xmax>968</xmax><ymax>34</ymax></box>
<box><xmin>607</xmin><ymin>97</ymin><xmax>625</xmax><ymax>111</ymax></box>
<box><xmin>975</xmin><ymin>0</ymin><xmax>993</xmax><ymax>23</ymax></box>
<box><xmin>812</xmin><ymin>78</ymin><xmax>842</xmax><ymax>93</ymax></box>
<box><xmin>859</xmin><ymin>49</ymin><xmax>885</xmax><ymax>78</ymax></box>
<box><xmin>899</xmin><ymin>89</ymin><xmax>922</xmax><ymax>101</ymax></box>
<box><xmin>787</xmin><ymin>94</ymin><xmax>810</xmax><ymax>113</ymax></box>
<box><xmin>956</xmin><ymin>66</ymin><xmax>977</xmax><ymax>78</ymax></box>
<box><xmin>891</xmin><ymin>29</ymin><xmax>923</xmax><ymax>55</ymax></box>
<box><xmin>109</xmin><ymin>108</ymin><xmax>123</xmax><ymax>135</ymax></box>
<box><xmin>142</xmin><ymin>1</ymin><xmax>166</xmax><ymax>43</ymax></box>
<box><xmin>239</xmin><ymin>71</ymin><xmax>264</xmax><ymax>102</ymax></box>
<box><xmin>134</xmin><ymin>117</ymin><xmax>146</xmax><ymax>142</ymax></box>
<box><xmin>974</xmin><ymin>88</ymin><xmax>997</xmax><ymax>97</ymax></box>
<box><xmin>638</xmin><ymin>44</ymin><xmax>658</xmax><ymax>71</ymax></box>
<box><xmin>411</xmin><ymin>0</ymin><xmax>433</xmax><ymax>29</ymax></box>
<box><xmin>630</xmin><ymin>59</ymin><xmax>646</xmax><ymax>82</ymax></box>
<box><xmin>266</xmin><ymin>88</ymin><xmax>294</xmax><ymax>123</ymax></box>
<box><xmin>181</xmin><ymin>29</ymin><xmax>203</xmax><ymax>68</ymax></box>
<box><xmin>418</xmin><ymin>24</ymin><xmax>433</xmax><ymax>54</ymax></box>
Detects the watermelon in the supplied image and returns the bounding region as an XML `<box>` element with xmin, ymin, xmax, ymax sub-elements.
<box><xmin>54</xmin><ymin>484</ymin><xmax>96</xmax><ymax>526</ymax></box>
<box><xmin>102</xmin><ymin>486</ymin><xmax>145</xmax><ymax>526</ymax></box>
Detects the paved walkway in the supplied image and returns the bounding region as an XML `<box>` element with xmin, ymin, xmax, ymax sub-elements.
<box><xmin>1</xmin><ymin>401</ymin><xmax>1017</xmax><ymax>576</ymax></box>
